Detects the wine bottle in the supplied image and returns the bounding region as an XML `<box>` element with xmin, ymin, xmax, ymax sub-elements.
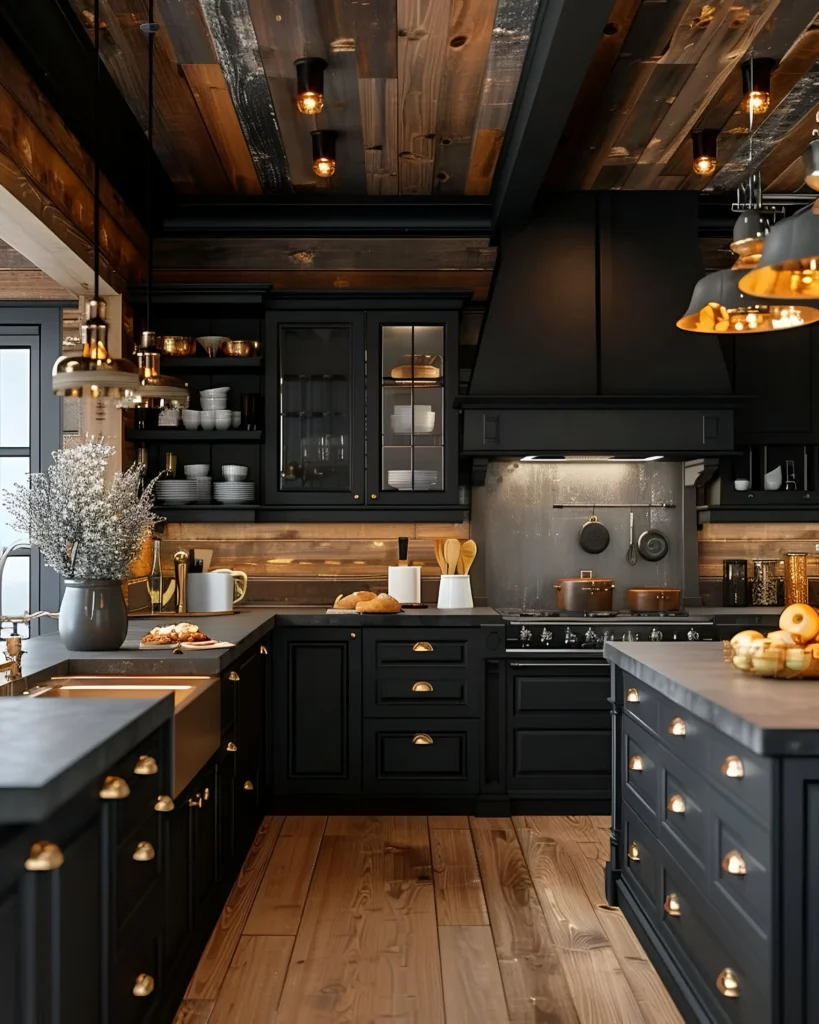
<box><xmin>147</xmin><ymin>538</ymin><xmax>163</xmax><ymax>613</ymax></box>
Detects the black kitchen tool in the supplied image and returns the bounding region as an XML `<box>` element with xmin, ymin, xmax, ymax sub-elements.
<box><xmin>579</xmin><ymin>511</ymin><xmax>610</xmax><ymax>554</ymax></box>
<box><xmin>637</xmin><ymin>529</ymin><xmax>669</xmax><ymax>562</ymax></box>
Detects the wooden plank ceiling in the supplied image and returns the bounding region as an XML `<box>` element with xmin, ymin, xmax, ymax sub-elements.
<box><xmin>66</xmin><ymin>0</ymin><xmax>540</xmax><ymax>197</ymax></box>
<box><xmin>546</xmin><ymin>0</ymin><xmax>819</xmax><ymax>194</ymax></box>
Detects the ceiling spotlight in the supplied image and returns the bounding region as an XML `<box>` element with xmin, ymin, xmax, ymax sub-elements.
<box><xmin>691</xmin><ymin>129</ymin><xmax>718</xmax><ymax>175</ymax></box>
<box><xmin>311</xmin><ymin>129</ymin><xmax>337</xmax><ymax>178</ymax></box>
<box><xmin>294</xmin><ymin>57</ymin><xmax>327</xmax><ymax>115</ymax></box>
<box><xmin>677</xmin><ymin>269</ymin><xmax>819</xmax><ymax>334</ymax></box>
<box><xmin>740</xmin><ymin>57</ymin><xmax>774</xmax><ymax>116</ymax></box>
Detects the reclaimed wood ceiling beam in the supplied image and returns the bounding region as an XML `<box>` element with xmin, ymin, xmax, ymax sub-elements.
<box><xmin>356</xmin><ymin>0</ymin><xmax>398</xmax><ymax>195</ymax></box>
<box><xmin>197</xmin><ymin>0</ymin><xmax>291</xmax><ymax>193</ymax></box>
<box><xmin>0</xmin><ymin>240</ymin><xmax>35</xmax><ymax>271</ymax></box>
<box><xmin>0</xmin><ymin>270</ymin><xmax>74</xmax><ymax>301</ymax></box>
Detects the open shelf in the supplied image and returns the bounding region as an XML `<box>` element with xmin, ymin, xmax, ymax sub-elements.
<box><xmin>126</xmin><ymin>430</ymin><xmax>263</xmax><ymax>442</ymax></box>
<box><xmin>160</xmin><ymin>356</ymin><xmax>262</xmax><ymax>371</ymax></box>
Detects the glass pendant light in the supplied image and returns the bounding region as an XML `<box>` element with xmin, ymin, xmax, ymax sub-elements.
<box><xmin>740</xmin><ymin>57</ymin><xmax>774</xmax><ymax>116</ymax></box>
<box><xmin>52</xmin><ymin>0</ymin><xmax>140</xmax><ymax>400</ymax></box>
<box><xmin>311</xmin><ymin>130</ymin><xmax>337</xmax><ymax>178</ymax></box>
<box><xmin>676</xmin><ymin>268</ymin><xmax>819</xmax><ymax>333</ymax></box>
<box><xmin>804</xmin><ymin>135</ymin><xmax>819</xmax><ymax>191</ymax></box>
<box><xmin>294</xmin><ymin>58</ymin><xmax>327</xmax><ymax>114</ymax></box>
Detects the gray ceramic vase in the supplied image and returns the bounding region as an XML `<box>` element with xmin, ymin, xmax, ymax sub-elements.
<box><xmin>59</xmin><ymin>579</ymin><xmax>128</xmax><ymax>651</ymax></box>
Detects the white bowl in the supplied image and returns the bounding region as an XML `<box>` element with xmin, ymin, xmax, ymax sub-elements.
<box><xmin>231</xmin><ymin>411</ymin><xmax>242</xmax><ymax>428</ymax></box>
<box><xmin>184</xmin><ymin>464</ymin><xmax>210</xmax><ymax>479</ymax></box>
<box><xmin>222</xmin><ymin>464</ymin><xmax>249</xmax><ymax>481</ymax></box>
<box><xmin>734</xmin><ymin>479</ymin><xmax>751</xmax><ymax>491</ymax></box>
<box><xmin>214</xmin><ymin>410</ymin><xmax>232</xmax><ymax>430</ymax></box>
<box><xmin>200</xmin><ymin>410</ymin><xmax>216</xmax><ymax>430</ymax></box>
<box><xmin>181</xmin><ymin>410</ymin><xmax>201</xmax><ymax>430</ymax></box>
<box><xmin>200</xmin><ymin>396</ymin><xmax>228</xmax><ymax>411</ymax></box>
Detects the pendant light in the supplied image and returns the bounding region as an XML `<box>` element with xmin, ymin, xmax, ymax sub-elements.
<box><xmin>729</xmin><ymin>174</ymin><xmax>773</xmax><ymax>270</ymax></box>
<box><xmin>739</xmin><ymin>205</ymin><xmax>819</xmax><ymax>300</ymax></box>
<box><xmin>294</xmin><ymin>58</ymin><xmax>327</xmax><ymax>114</ymax></box>
<box><xmin>691</xmin><ymin>129</ymin><xmax>718</xmax><ymax>176</ymax></box>
<box><xmin>52</xmin><ymin>0</ymin><xmax>141</xmax><ymax>400</ymax></box>
<box><xmin>311</xmin><ymin>130</ymin><xmax>337</xmax><ymax>178</ymax></box>
<box><xmin>676</xmin><ymin>268</ymin><xmax>819</xmax><ymax>333</ymax></box>
<box><xmin>804</xmin><ymin>137</ymin><xmax>819</xmax><ymax>191</ymax></box>
<box><xmin>740</xmin><ymin>57</ymin><xmax>774</xmax><ymax>116</ymax></box>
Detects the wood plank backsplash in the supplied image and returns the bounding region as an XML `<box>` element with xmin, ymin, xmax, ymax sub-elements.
<box><xmin>156</xmin><ymin>521</ymin><xmax>470</xmax><ymax>605</ymax></box>
<box><xmin>699</xmin><ymin>522</ymin><xmax>819</xmax><ymax>578</ymax></box>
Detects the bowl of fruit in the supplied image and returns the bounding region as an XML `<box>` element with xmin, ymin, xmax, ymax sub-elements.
<box><xmin>728</xmin><ymin>604</ymin><xmax>819</xmax><ymax>678</ymax></box>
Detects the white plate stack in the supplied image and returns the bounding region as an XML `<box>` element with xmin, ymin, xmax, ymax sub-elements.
<box><xmin>156</xmin><ymin>480</ymin><xmax>197</xmax><ymax>504</ymax></box>
<box><xmin>390</xmin><ymin>404</ymin><xmax>435</xmax><ymax>434</ymax></box>
<box><xmin>194</xmin><ymin>477</ymin><xmax>212</xmax><ymax>503</ymax></box>
<box><xmin>386</xmin><ymin>470</ymin><xmax>439</xmax><ymax>491</ymax></box>
<box><xmin>213</xmin><ymin>481</ymin><xmax>255</xmax><ymax>504</ymax></box>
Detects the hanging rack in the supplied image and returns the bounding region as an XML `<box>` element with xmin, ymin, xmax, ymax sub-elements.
<box><xmin>552</xmin><ymin>503</ymin><xmax>676</xmax><ymax>509</ymax></box>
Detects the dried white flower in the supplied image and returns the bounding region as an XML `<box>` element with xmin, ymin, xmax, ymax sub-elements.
<box><xmin>2</xmin><ymin>441</ymin><xmax>163</xmax><ymax>581</ymax></box>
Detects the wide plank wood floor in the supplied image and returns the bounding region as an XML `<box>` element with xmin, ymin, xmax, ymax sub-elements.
<box><xmin>176</xmin><ymin>815</ymin><xmax>683</xmax><ymax>1024</ymax></box>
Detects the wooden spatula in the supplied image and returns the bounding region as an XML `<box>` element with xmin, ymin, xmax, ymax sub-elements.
<box><xmin>433</xmin><ymin>540</ymin><xmax>447</xmax><ymax>574</ymax></box>
<box><xmin>444</xmin><ymin>538</ymin><xmax>461</xmax><ymax>575</ymax></box>
<box><xmin>460</xmin><ymin>539</ymin><xmax>477</xmax><ymax>575</ymax></box>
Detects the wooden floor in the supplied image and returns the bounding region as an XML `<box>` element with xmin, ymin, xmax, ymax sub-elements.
<box><xmin>175</xmin><ymin>815</ymin><xmax>683</xmax><ymax>1024</ymax></box>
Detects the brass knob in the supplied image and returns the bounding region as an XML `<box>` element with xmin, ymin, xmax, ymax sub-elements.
<box><xmin>133</xmin><ymin>974</ymin><xmax>155</xmax><ymax>998</ymax></box>
<box><xmin>260</xmin><ymin>644</ymin><xmax>268</xmax><ymax>655</ymax></box>
<box><xmin>154</xmin><ymin>795</ymin><xmax>175</xmax><ymax>813</ymax></box>
<box><xmin>132</xmin><ymin>841</ymin><xmax>156</xmax><ymax>862</ymax></box>
<box><xmin>228</xmin><ymin>670</ymin><xmax>240</xmax><ymax>682</ymax></box>
<box><xmin>203</xmin><ymin>787</ymin><xmax>210</xmax><ymax>801</ymax></box>
<box><xmin>243</xmin><ymin>779</ymin><xmax>255</xmax><ymax>790</ymax></box>
<box><xmin>354</xmin><ymin>494</ymin><xmax>360</xmax><ymax>499</ymax></box>
<box><xmin>188</xmin><ymin>794</ymin><xmax>203</xmax><ymax>809</ymax></box>
<box><xmin>663</xmin><ymin>893</ymin><xmax>681</xmax><ymax>917</ymax></box>
<box><xmin>412</xmin><ymin>641</ymin><xmax>433</xmax><ymax>652</ymax></box>
<box><xmin>226</xmin><ymin>741</ymin><xmax>238</xmax><ymax>752</ymax></box>
<box><xmin>667</xmin><ymin>794</ymin><xmax>686</xmax><ymax>814</ymax></box>
<box><xmin>668</xmin><ymin>717</ymin><xmax>686</xmax><ymax>737</ymax></box>
<box><xmin>99</xmin><ymin>775</ymin><xmax>131</xmax><ymax>800</ymax></box>
<box><xmin>350</xmin><ymin>632</ymin><xmax>356</xmax><ymax>638</ymax></box>
<box><xmin>412</xmin><ymin>733</ymin><xmax>433</xmax><ymax>745</ymax></box>
<box><xmin>627</xmin><ymin>842</ymin><xmax>640</xmax><ymax>862</ymax></box>
<box><xmin>412</xmin><ymin>681</ymin><xmax>433</xmax><ymax>692</ymax></box>
<box><xmin>371</xmin><ymin>493</ymin><xmax>377</xmax><ymax>499</ymax></box>
<box><xmin>722</xmin><ymin>754</ymin><xmax>745</xmax><ymax>778</ymax></box>
<box><xmin>134</xmin><ymin>754</ymin><xmax>158</xmax><ymax>776</ymax></box>
<box><xmin>24</xmin><ymin>841</ymin><xmax>64</xmax><ymax>872</ymax></box>
<box><xmin>628</xmin><ymin>754</ymin><xmax>644</xmax><ymax>772</ymax></box>
<box><xmin>625</xmin><ymin>687</ymin><xmax>640</xmax><ymax>703</ymax></box>
<box><xmin>716</xmin><ymin>967</ymin><xmax>739</xmax><ymax>999</ymax></box>
<box><xmin>721</xmin><ymin>849</ymin><xmax>747</xmax><ymax>876</ymax></box>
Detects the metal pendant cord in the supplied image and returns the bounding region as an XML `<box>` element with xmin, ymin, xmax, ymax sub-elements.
<box><xmin>93</xmin><ymin>0</ymin><xmax>101</xmax><ymax>302</ymax></box>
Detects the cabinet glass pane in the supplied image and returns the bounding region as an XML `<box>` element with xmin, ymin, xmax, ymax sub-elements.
<box><xmin>279</xmin><ymin>326</ymin><xmax>351</xmax><ymax>492</ymax></box>
<box><xmin>380</xmin><ymin>325</ymin><xmax>444</xmax><ymax>492</ymax></box>
<box><xmin>0</xmin><ymin>350</ymin><xmax>30</xmax><ymax>447</ymax></box>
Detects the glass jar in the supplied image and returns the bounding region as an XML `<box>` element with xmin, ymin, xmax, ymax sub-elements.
<box><xmin>751</xmin><ymin>559</ymin><xmax>779</xmax><ymax>606</ymax></box>
<box><xmin>784</xmin><ymin>552</ymin><xmax>808</xmax><ymax>606</ymax></box>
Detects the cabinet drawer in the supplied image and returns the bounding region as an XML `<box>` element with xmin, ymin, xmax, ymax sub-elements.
<box><xmin>620</xmin><ymin>671</ymin><xmax>659</xmax><ymax>734</ymax></box>
<box><xmin>111</xmin><ymin>882</ymin><xmax>162</xmax><ymax>1024</ymax></box>
<box><xmin>366</xmin><ymin>629</ymin><xmax>480</xmax><ymax>671</ymax></box>
<box><xmin>706</xmin><ymin>734</ymin><xmax>771</xmax><ymax>825</ymax></box>
<box><xmin>660</xmin><ymin>867</ymin><xmax>770</xmax><ymax>1024</ymax></box>
<box><xmin>366</xmin><ymin>670</ymin><xmax>477</xmax><ymax>717</ymax></box>
<box><xmin>660</xmin><ymin>766</ymin><xmax>707</xmax><ymax>873</ymax></box>
<box><xmin>713</xmin><ymin>805</ymin><xmax>771</xmax><ymax>936</ymax></box>
<box><xmin>511</xmin><ymin>662</ymin><xmax>609</xmax><ymax>714</ymax></box>
<box><xmin>117</xmin><ymin>812</ymin><xmax>161</xmax><ymax>928</ymax></box>
<box><xmin>364</xmin><ymin>718</ymin><xmax>479</xmax><ymax>794</ymax></box>
<box><xmin>510</xmin><ymin>727</ymin><xmax>610</xmax><ymax>797</ymax></box>
<box><xmin>656</xmin><ymin>694</ymin><xmax>709</xmax><ymax>767</ymax></box>
<box><xmin>105</xmin><ymin>731</ymin><xmax>166</xmax><ymax>838</ymax></box>
<box><xmin>623</xmin><ymin>806</ymin><xmax>660</xmax><ymax>909</ymax></box>
<box><xmin>624</xmin><ymin>723</ymin><xmax>658</xmax><ymax>825</ymax></box>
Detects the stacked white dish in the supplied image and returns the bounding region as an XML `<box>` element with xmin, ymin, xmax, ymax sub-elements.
<box><xmin>200</xmin><ymin>387</ymin><xmax>230</xmax><ymax>411</ymax></box>
<box><xmin>387</xmin><ymin>469</ymin><xmax>439</xmax><ymax>491</ymax></box>
<box><xmin>390</xmin><ymin>404</ymin><xmax>435</xmax><ymax>434</ymax></box>
<box><xmin>214</xmin><ymin>481</ymin><xmax>255</xmax><ymax>504</ymax></box>
<box><xmin>156</xmin><ymin>480</ymin><xmax>197</xmax><ymax>504</ymax></box>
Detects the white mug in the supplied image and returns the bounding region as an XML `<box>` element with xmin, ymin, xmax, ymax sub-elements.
<box><xmin>187</xmin><ymin>570</ymin><xmax>248</xmax><ymax>613</ymax></box>
<box><xmin>437</xmin><ymin>574</ymin><xmax>473</xmax><ymax>609</ymax></box>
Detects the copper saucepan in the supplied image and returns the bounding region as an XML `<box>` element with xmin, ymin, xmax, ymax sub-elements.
<box><xmin>626</xmin><ymin>587</ymin><xmax>681</xmax><ymax>612</ymax></box>
<box><xmin>554</xmin><ymin>571</ymin><xmax>615</xmax><ymax>613</ymax></box>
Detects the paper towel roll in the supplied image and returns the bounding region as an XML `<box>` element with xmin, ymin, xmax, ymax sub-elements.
<box><xmin>388</xmin><ymin>565</ymin><xmax>421</xmax><ymax>605</ymax></box>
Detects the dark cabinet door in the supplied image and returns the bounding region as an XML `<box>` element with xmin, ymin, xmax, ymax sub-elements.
<box><xmin>273</xmin><ymin>628</ymin><xmax>362</xmax><ymax>794</ymax></box>
<box><xmin>190</xmin><ymin>764</ymin><xmax>218</xmax><ymax>922</ymax></box>
<box><xmin>0</xmin><ymin>881</ymin><xmax>20</xmax><ymax>1024</ymax></box>
<box><xmin>216</xmin><ymin>748</ymin><xmax>237</xmax><ymax>878</ymax></box>
<box><xmin>264</xmin><ymin>310</ymin><xmax>365</xmax><ymax>506</ymax></box>
<box><xmin>733</xmin><ymin>327</ymin><xmax>816</xmax><ymax>443</ymax></box>
<box><xmin>164</xmin><ymin>790</ymin><xmax>191</xmax><ymax>970</ymax></box>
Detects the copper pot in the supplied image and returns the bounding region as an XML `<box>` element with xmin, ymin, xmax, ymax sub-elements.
<box><xmin>626</xmin><ymin>587</ymin><xmax>681</xmax><ymax>612</ymax></box>
<box><xmin>158</xmin><ymin>335</ymin><xmax>197</xmax><ymax>357</ymax></box>
<box><xmin>220</xmin><ymin>339</ymin><xmax>258</xmax><ymax>357</ymax></box>
<box><xmin>554</xmin><ymin>571</ymin><xmax>615</xmax><ymax>612</ymax></box>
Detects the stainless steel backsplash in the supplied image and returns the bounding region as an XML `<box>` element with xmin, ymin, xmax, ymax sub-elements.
<box><xmin>470</xmin><ymin>460</ymin><xmax>684</xmax><ymax>610</ymax></box>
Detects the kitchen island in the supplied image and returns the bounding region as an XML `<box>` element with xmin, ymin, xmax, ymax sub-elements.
<box><xmin>605</xmin><ymin>640</ymin><xmax>819</xmax><ymax>1024</ymax></box>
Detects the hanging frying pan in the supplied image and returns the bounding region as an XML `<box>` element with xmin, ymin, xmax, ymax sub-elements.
<box><xmin>637</xmin><ymin>529</ymin><xmax>669</xmax><ymax>562</ymax></box>
<box><xmin>579</xmin><ymin>511</ymin><xmax>610</xmax><ymax>554</ymax></box>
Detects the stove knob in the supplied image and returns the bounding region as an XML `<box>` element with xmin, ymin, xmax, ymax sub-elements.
<box><xmin>540</xmin><ymin>628</ymin><xmax>553</xmax><ymax>644</ymax></box>
<box><xmin>621</xmin><ymin>632</ymin><xmax>630</xmax><ymax>642</ymax></box>
<box><xmin>564</xmin><ymin>628</ymin><xmax>578</xmax><ymax>646</ymax></box>
<box><xmin>519</xmin><ymin>626</ymin><xmax>532</xmax><ymax>643</ymax></box>
<box><xmin>584</xmin><ymin>628</ymin><xmax>599</xmax><ymax>645</ymax></box>
<box><xmin>650</xmin><ymin>628</ymin><xmax>663</xmax><ymax>642</ymax></box>
<box><xmin>602</xmin><ymin>630</ymin><xmax>614</xmax><ymax>642</ymax></box>
<box><xmin>686</xmin><ymin>628</ymin><xmax>700</xmax><ymax>642</ymax></box>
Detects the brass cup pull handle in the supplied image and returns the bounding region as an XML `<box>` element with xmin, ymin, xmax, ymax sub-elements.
<box><xmin>134</xmin><ymin>754</ymin><xmax>158</xmax><ymax>776</ymax></box>
<box><xmin>228</xmin><ymin>670</ymin><xmax>240</xmax><ymax>682</ymax></box>
<box><xmin>133</xmin><ymin>974</ymin><xmax>155</xmax><ymax>998</ymax></box>
<box><xmin>226</xmin><ymin>741</ymin><xmax>238</xmax><ymax>752</ymax></box>
<box><xmin>721</xmin><ymin>849</ymin><xmax>747</xmax><ymax>876</ymax></box>
<box><xmin>716</xmin><ymin>967</ymin><xmax>740</xmax><ymax>999</ymax></box>
<box><xmin>154</xmin><ymin>795</ymin><xmax>175</xmax><ymax>813</ymax></box>
<box><xmin>412</xmin><ymin>681</ymin><xmax>433</xmax><ymax>692</ymax></box>
<box><xmin>627</xmin><ymin>842</ymin><xmax>640</xmax><ymax>862</ymax></box>
<box><xmin>99</xmin><ymin>775</ymin><xmax>131</xmax><ymax>800</ymax></box>
<box><xmin>625</xmin><ymin>688</ymin><xmax>639</xmax><ymax>703</ymax></box>
<box><xmin>188</xmin><ymin>794</ymin><xmax>203</xmax><ymax>809</ymax></box>
<box><xmin>244</xmin><ymin>779</ymin><xmax>255</xmax><ymax>790</ymax></box>
<box><xmin>24</xmin><ymin>841</ymin><xmax>64</xmax><ymax>872</ymax></box>
<box><xmin>663</xmin><ymin>893</ymin><xmax>681</xmax><ymax>917</ymax></box>
<box><xmin>133</xmin><ymin>841</ymin><xmax>156</xmax><ymax>862</ymax></box>
<box><xmin>260</xmin><ymin>644</ymin><xmax>268</xmax><ymax>655</ymax></box>
<box><xmin>667</xmin><ymin>794</ymin><xmax>686</xmax><ymax>814</ymax></box>
<box><xmin>668</xmin><ymin>717</ymin><xmax>687</xmax><ymax>736</ymax></box>
<box><xmin>412</xmin><ymin>641</ymin><xmax>433</xmax><ymax>652</ymax></box>
<box><xmin>412</xmin><ymin>733</ymin><xmax>434</xmax><ymax>745</ymax></box>
<box><xmin>722</xmin><ymin>754</ymin><xmax>745</xmax><ymax>778</ymax></box>
<box><xmin>628</xmin><ymin>754</ymin><xmax>644</xmax><ymax>772</ymax></box>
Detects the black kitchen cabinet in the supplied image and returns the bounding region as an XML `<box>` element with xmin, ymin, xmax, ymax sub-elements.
<box><xmin>272</xmin><ymin>627</ymin><xmax>362</xmax><ymax>794</ymax></box>
<box><xmin>189</xmin><ymin>764</ymin><xmax>218</xmax><ymax>924</ymax></box>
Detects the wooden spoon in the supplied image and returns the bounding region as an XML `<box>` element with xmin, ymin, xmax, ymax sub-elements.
<box><xmin>444</xmin><ymin>538</ymin><xmax>461</xmax><ymax>575</ymax></box>
<box><xmin>433</xmin><ymin>540</ymin><xmax>447</xmax><ymax>574</ymax></box>
<box><xmin>460</xmin><ymin>539</ymin><xmax>477</xmax><ymax>575</ymax></box>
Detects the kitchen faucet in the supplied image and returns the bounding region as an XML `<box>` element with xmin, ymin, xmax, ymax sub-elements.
<box><xmin>0</xmin><ymin>541</ymin><xmax>31</xmax><ymax>621</ymax></box>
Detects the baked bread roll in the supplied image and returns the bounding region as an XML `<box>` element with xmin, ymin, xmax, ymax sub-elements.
<box><xmin>333</xmin><ymin>591</ymin><xmax>377</xmax><ymax>610</ymax></box>
<box><xmin>355</xmin><ymin>593</ymin><xmax>401</xmax><ymax>614</ymax></box>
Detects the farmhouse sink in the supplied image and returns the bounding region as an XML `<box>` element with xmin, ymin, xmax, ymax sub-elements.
<box><xmin>30</xmin><ymin>674</ymin><xmax>221</xmax><ymax>796</ymax></box>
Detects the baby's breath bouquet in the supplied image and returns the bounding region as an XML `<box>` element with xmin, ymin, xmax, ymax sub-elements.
<box><xmin>3</xmin><ymin>440</ymin><xmax>162</xmax><ymax>581</ymax></box>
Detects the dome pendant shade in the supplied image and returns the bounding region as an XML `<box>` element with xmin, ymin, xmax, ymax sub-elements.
<box><xmin>739</xmin><ymin>207</ymin><xmax>819</xmax><ymax>299</ymax></box>
<box><xmin>731</xmin><ymin>209</ymin><xmax>772</xmax><ymax>261</ymax></box>
<box><xmin>677</xmin><ymin>269</ymin><xmax>819</xmax><ymax>333</ymax></box>
<box><xmin>52</xmin><ymin>298</ymin><xmax>140</xmax><ymax>397</ymax></box>
<box><xmin>804</xmin><ymin>138</ymin><xmax>819</xmax><ymax>192</ymax></box>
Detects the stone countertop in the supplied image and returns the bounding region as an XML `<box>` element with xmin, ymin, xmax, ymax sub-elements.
<box><xmin>0</xmin><ymin>695</ymin><xmax>173</xmax><ymax>825</ymax></box>
<box><xmin>605</xmin><ymin>641</ymin><xmax>819</xmax><ymax>756</ymax></box>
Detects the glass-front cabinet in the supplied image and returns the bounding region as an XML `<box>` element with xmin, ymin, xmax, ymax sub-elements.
<box><xmin>264</xmin><ymin>305</ymin><xmax>459</xmax><ymax>508</ymax></box>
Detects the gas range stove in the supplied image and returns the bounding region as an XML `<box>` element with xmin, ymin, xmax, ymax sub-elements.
<box><xmin>501</xmin><ymin>610</ymin><xmax>715</xmax><ymax>654</ymax></box>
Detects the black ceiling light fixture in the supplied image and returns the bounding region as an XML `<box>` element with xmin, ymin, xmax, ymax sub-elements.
<box><xmin>691</xmin><ymin>129</ymin><xmax>718</xmax><ymax>176</ymax></box>
<box><xmin>311</xmin><ymin>129</ymin><xmax>337</xmax><ymax>178</ymax></box>
<box><xmin>294</xmin><ymin>57</ymin><xmax>327</xmax><ymax>115</ymax></box>
<box><xmin>676</xmin><ymin>268</ymin><xmax>819</xmax><ymax>334</ymax></box>
<box><xmin>740</xmin><ymin>57</ymin><xmax>775</xmax><ymax>116</ymax></box>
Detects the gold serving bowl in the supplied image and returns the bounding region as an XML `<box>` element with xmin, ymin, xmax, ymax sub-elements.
<box><xmin>220</xmin><ymin>339</ymin><xmax>258</xmax><ymax>357</ymax></box>
<box><xmin>158</xmin><ymin>336</ymin><xmax>198</xmax><ymax>357</ymax></box>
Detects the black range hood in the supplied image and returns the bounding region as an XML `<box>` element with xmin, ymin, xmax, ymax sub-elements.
<box><xmin>460</xmin><ymin>192</ymin><xmax>736</xmax><ymax>459</ymax></box>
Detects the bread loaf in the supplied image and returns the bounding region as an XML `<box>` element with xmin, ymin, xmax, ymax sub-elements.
<box><xmin>355</xmin><ymin>593</ymin><xmax>401</xmax><ymax>614</ymax></box>
<box><xmin>333</xmin><ymin>591</ymin><xmax>377</xmax><ymax>610</ymax></box>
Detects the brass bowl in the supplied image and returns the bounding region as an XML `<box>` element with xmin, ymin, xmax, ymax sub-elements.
<box><xmin>220</xmin><ymin>339</ymin><xmax>258</xmax><ymax>357</ymax></box>
<box><xmin>159</xmin><ymin>336</ymin><xmax>198</xmax><ymax>357</ymax></box>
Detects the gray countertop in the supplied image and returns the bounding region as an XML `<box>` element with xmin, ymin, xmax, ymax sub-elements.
<box><xmin>605</xmin><ymin>641</ymin><xmax>819</xmax><ymax>756</ymax></box>
<box><xmin>0</xmin><ymin>695</ymin><xmax>173</xmax><ymax>825</ymax></box>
